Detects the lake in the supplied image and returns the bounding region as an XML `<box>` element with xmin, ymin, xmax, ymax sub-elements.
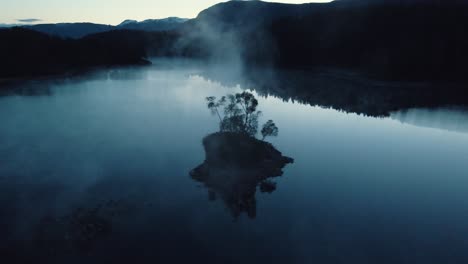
<box><xmin>1</xmin><ymin>61</ymin><xmax>468</xmax><ymax>263</ymax></box>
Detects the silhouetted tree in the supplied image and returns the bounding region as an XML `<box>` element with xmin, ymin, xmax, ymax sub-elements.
<box><xmin>261</xmin><ymin>120</ymin><xmax>279</xmax><ymax>140</ymax></box>
<box><xmin>206</xmin><ymin>91</ymin><xmax>265</xmax><ymax>137</ymax></box>
<box><xmin>206</xmin><ymin>92</ymin><xmax>282</xmax><ymax>138</ymax></box>
<box><xmin>206</xmin><ymin>96</ymin><xmax>225</xmax><ymax>122</ymax></box>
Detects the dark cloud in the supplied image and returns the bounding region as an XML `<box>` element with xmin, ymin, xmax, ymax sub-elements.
<box><xmin>17</xmin><ymin>18</ymin><xmax>42</xmax><ymax>23</ymax></box>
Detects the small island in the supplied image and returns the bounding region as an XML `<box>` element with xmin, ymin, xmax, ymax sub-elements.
<box><xmin>190</xmin><ymin>92</ymin><xmax>294</xmax><ymax>219</ymax></box>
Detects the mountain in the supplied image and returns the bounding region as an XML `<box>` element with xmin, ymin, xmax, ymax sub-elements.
<box><xmin>118</xmin><ymin>17</ymin><xmax>189</xmax><ymax>32</ymax></box>
<box><xmin>118</xmin><ymin>20</ymin><xmax>138</xmax><ymax>26</ymax></box>
<box><xmin>20</xmin><ymin>17</ymin><xmax>188</xmax><ymax>39</ymax></box>
<box><xmin>334</xmin><ymin>0</ymin><xmax>468</xmax><ymax>4</ymax></box>
<box><xmin>23</xmin><ymin>23</ymin><xmax>114</xmax><ymax>39</ymax></box>
<box><xmin>0</xmin><ymin>24</ymin><xmax>21</xmax><ymax>28</ymax></box>
<box><xmin>177</xmin><ymin>0</ymin><xmax>468</xmax><ymax>82</ymax></box>
<box><xmin>0</xmin><ymin>27</ymin><xmax>180</xmax><ymax>79</ymax></box>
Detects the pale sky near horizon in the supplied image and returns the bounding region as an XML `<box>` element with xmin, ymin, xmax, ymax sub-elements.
<box><xmin>1</xmin><ymin>0</ymin><xmax>333</xmax><ymax>25</ymax></box>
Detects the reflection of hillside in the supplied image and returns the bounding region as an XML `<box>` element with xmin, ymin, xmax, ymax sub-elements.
<box><xmin>391</xmin><ymin>107</ymin><xmax>468</xmax><ymax>134</ymax></box>
<box><xmin>201</xmin><ymin>68</ymin><xmax>468</xmax><ymax>117</ymax></box>
<box><xmin>190</xmin><ymin>132</ymin><xmax>293</xmax><ymax>219</ymax></box>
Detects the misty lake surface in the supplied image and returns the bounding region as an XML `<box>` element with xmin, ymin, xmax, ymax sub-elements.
<box><xmin>1</xmin><ymin>61</ymin><xmax>468</xmax><ymax>263</ymax></box>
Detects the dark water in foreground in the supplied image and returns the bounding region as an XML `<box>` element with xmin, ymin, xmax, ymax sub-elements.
<box><xmin>1</xmin><ymin>62</ymin><xmax>468</xmax><ymax>263</ymax></box>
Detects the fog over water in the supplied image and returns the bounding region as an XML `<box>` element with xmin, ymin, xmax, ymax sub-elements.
<box><xmin>1</xmin><ymin>61</ymin><xmax>468</xmax><ymax>263</ymax></box>
<box><xmin>391</xmin><ymin>107</ymin><xmax>468</xmax><ymax>134</ymax></box>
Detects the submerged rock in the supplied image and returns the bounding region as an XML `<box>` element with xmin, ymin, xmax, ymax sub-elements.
<box><xmin>190</xmin><ymin>132</ymin><xmax>293</xmax><ymax>219</ymax></box>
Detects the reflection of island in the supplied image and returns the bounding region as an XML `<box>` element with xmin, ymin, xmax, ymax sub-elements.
<box><xmin>190</xmin><ymin>132</ymin><xmax>293</xmax><ymax>219</ymax></box>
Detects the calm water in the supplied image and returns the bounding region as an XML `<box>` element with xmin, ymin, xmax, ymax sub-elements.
<box><xmin>1</xmin><ymin>62</ymin><xmax>468</xmax><ymax>263</ymax></box>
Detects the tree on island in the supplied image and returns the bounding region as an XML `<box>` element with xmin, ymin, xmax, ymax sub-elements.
<box><xmin>206</xmin><ymin>91</ymin><xmax>278</xmax><ymax>140</ymax></box>
<box><xmin>261</xmin><ymin>120</ymin><xmax>278</xmax><ymax>140</ymax></box>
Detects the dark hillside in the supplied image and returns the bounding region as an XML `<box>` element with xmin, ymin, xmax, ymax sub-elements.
<box><xmin>180</xmin><ymin>0</ymin><xmax>468</xmax><ymax>82</ymax></box>
<box><xmin>0</xmin><ymin>28</ymin><xmax>179</xmax><ymax>79</ymax></box>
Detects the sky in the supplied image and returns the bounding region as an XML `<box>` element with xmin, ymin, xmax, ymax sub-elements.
<box><xmin>1</xmin><ymin>0</ymin><xmax>333</xmax><ymax>25</ymax></box>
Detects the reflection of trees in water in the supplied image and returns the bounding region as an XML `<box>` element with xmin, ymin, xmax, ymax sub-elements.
<box><xmin>0</xmin><ymin>67</ymin><xmax>147</xmax><ymax>97</ymax></box>
<box><xmin>0</xmin><ymin>81</ymin><xmax>54</xmax><ymax>97</ymax></box>
<box><xmin>192</xmin><ymin>92</ymin><xmax>292</xmax><ymax>219</ymax></box>
<box><xmin>200</xmin><ymin>68</ymin><xmax>468</xmax><ymax>117</ymax></box>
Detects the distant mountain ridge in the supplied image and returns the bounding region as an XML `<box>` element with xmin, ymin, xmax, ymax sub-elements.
<box><xmin>18</xmin><ymin>17</ymin><xmax>188</xmax><ymax>39</ymax></box>
<box><xmin>22</xmin><ymin>23</ymin><xmax>114</xmax><ymax>39</ymax></box>
<box><xmin>0</xmin><ymin>24</ymin><xmax>21</xmax><ymax>28</ymax></box>
<box><xmin>116</xmin><ymin>17</ymin><xmax>189</xmax><ymax>32</ymax></box>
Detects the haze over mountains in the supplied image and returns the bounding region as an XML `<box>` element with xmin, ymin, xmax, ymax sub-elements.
<box><xmin>0</xmin><ymin>17</ymin><xmax>188</xmax><ymax>39</ymax></box>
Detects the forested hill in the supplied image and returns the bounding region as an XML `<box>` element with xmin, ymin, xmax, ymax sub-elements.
<box><xmin>179</xmin><ymin>0</ymin><xmax>468</xmax><ymax>82</ymax></box>
<box><xmin>0</xmin><ymin>28</ymin><xmax>178</xmax><ymax>79</ymax></box>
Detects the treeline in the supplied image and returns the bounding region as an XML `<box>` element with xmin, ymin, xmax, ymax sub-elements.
<box><xmin>0</xmin><ymin>27</ymin><xmax>179</xmax><ymax>78</ymax></box>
